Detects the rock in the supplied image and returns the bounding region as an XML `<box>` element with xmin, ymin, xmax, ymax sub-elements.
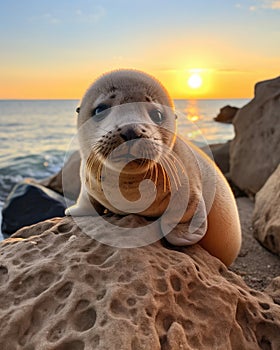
<box><xmin>253</xmin><ymin>164</ymin><xmax>280</xmax><ymax>255</ymax></box>
<box><xmin>201</xmin><ymin>142</ymin><xmax>246</xmax><ymax>197</ymax></box>
<box><xmin>265</xmin><ymin>276</ymin><xmax>280</xmax><ymax>305</ymax></box>
<box><xmin>224</xmin><ymin>174</ymin><xmax>247</xmax><ymax>198</ymax></box>
<box><xmin>1</xmin><ymin>179</ymin><xmax>66</xmax><ymax>237</ymax></box>
<box><xmin>0</xmin><ymin>216</ymin><xmax>279</xmax><ymax>349</ymax></box>
<box><xmin>40</xmin><ymin>150</ymin><xmax>81</xmax><ymax>201</ymax></box>
<box><xmin>214</xmin><ymin>105</ymin><xmax>239</xmax><ymax>123</ymax></box>
<box><xmin>230</xmin><ymin>76</ymin><xmax>280</xmax><ymax>196</ymax></box>
<box><xmin>202</xmin><ymin>142</ymin><xmax>230</xmax><ymax>174</ymax></box>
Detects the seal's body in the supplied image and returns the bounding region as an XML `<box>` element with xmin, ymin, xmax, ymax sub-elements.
<box><xmin>66</xmin><ymin>70</ymin><xmax>241</xmax><ymax>266</ymax></box>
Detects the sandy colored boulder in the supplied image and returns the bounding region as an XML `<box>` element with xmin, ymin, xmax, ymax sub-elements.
<box><xmin>40</xmin><ymin>150</ymin><xmax>81</xmax><ymax>200</ymax></box>
<box><xmin>230</xmin><ymin>76</ymin><xmax>280</xmax><ymax>195</ymax></box>
<box><xmin>214</xmin><ymin>105</ymin><xmax>239</xmax><ymax>123</ymax></box>
<box><xmin>253</xmin><ymin>164</ymin><xmax>280</xmax><ymax>255</ymax></box>
<box><xmin>0</xmin><ymin>216</ymin><xmax>279</xmax><ymax>349</ymax></box>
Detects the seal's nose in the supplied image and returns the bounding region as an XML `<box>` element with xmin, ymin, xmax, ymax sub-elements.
<box><xmin>119</xmin><ymin>126</ymin><xmax>143</xmax><ymax>141</ymax></box>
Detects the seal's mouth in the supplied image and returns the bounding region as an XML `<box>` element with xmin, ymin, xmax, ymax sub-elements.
<box><xmin>109</xmin><ymin>152</ymin><xmax>144</xmax><ymax>163</ymax></box>
<box><xmin>107</xmin><ymin>138</ymin><xmax>159</xmax><ymax>164</ymax></box>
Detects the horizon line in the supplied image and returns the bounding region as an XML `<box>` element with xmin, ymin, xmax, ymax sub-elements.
<box><xmin>0</xmin><ymin>96</ymin><xmax>252</xmax><ymax>101</ymax></box>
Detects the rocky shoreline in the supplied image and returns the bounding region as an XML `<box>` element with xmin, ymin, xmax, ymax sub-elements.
<box><xmin>0</xmin><ymin>76</ymin><xmax>279</xmax><ymax>348</ymax></box>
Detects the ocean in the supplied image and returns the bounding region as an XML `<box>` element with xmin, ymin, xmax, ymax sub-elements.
<box><xmin>0</xmin><ymin>98</ymin><xmax>249</xmax><ymax>239</ymax></box>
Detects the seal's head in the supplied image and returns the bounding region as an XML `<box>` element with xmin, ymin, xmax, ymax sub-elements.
<box><xmin>77</xmin><ymin>70</ymin><xmax>177</xmax><ymax>178</ymax></box>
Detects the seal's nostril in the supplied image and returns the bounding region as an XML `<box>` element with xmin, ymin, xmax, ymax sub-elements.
<box><xmin>120</xmin><ymin>127</ymin><xmax>142</xmax><ymax>141</ymax></box>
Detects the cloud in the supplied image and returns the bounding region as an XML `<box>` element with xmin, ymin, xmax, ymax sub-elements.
<box><xmin>216</xmin><ymin>68</ymin><xmax>255</xmax><ymax>73</ymax></box>
<box><xmin>249</xmin><ymin>0</ymin><xmax>280</xmax><ymax>11</ymax></box>
<box><xmin>42</xmin><ymin>13</ymin><xmax>61</xmax><ymax>24</ymax></box>
<box><xmin>29</xmin><ymin>5</ymin><xmax>106</xmax><ymax>25</ymax></box>
<box><xmin>270</xmin><ymin>0</ymin><xmax>280</xmax><ymax>8</ymax></box>
<box><xmin>75</xmin><ymin>6</ymin><xmax>106</xmax><ymax>23</ymax></box>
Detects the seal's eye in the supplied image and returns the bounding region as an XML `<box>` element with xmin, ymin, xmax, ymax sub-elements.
<box><xmin>92</xmin><ymin>104</ymin><xmax>110</xmax><ymax>120</ymax></box>
<box><xmin>149</xmin><ymin>109</ymin><xmax>164</xmax><ymax>125</ymax></box>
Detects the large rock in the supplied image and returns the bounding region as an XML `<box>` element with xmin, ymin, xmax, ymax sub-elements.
<box><xmin>214</xmin><ymin>105</ymin><xmax>239</xmax><ymax>124</ymax></box>
<box><xmin>230</xmin><ymin>76</ymin><xmax>280</xmax><ymax>195</ymax></box>
<box><xmin>1</xmin><ymin>179</ymin><xmax>66</xmax><ymax>236</ymax></box>
<box><xmin>253</xmin><ymin>164</ymin><xmax>280</xmax><ymax>255</ymax></box>
<box><xmin>0</xmin><ymin>216</ymin><xmax>279</xmax><ymax>349</ymax></box>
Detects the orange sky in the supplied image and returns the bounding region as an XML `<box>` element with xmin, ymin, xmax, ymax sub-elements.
<box><xmin>1</xmin><ymin>1</ymin><xmax>279</xmax><ymax>99</ymax></box>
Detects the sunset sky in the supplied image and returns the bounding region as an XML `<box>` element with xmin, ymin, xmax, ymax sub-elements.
<box><xmin>0</xmin><ymin>0</ymin><xmax>279</xmax><ymax>99</ymax></box>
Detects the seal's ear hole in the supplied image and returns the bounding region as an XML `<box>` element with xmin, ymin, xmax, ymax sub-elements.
<box><xmin>76</xmin><ymin>107</ymin><xmax>80</xmax><ymax>114</ymax></box>
<box><xmin>175</xmin><ymin>114</ymin><xmax>178</xmax><ymax>120</ymax></box>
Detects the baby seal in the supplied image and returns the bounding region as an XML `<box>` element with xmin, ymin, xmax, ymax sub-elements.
<box><xmin>66</xmin><ymin>69</ymin><xmax>241</xmax><ymax>266</ymax></box>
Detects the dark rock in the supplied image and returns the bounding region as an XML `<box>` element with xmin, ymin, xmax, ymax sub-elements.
<box><xmin>214</xmin><ymin>105</ymin><xmax>239</xmax><ymax>124</ymax></box>
<box><xmin>1</xmin><ymin>179</ymin><xmax>66</xmax><ymax>236</ymax></box>
<box><xmin>209</xmin><ymin>142</ymin><xmax>230</xmax><ymax>174</ymax></box>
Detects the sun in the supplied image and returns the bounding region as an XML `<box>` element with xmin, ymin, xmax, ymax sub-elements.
<box><xmin>188</xmin><ymin>73</ymin><xmax>203</xmax><ymax>89</ymax></box>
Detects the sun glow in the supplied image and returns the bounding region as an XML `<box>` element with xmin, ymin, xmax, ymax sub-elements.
<box><xmin>185</xmin><ymin>100</ymin><xmax>202</xmax><ymax>122</ymax></box>
<box><xmin>188</xmin><ymin>73</ymin><xmax>203</xmax><ymax>89</ymax></box>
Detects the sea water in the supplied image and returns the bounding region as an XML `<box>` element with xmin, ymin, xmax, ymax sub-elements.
<box><xmin>0</xmin><ymin>98</ymin><xmax>249</xmax><ymax>238</ymax></box>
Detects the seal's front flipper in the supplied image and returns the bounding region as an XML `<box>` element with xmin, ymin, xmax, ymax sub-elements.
<box><xmin>65</xmin><ymin>190</ymin><xmax>104</xmax><ymax>217</ymax></box>
<box><xmin>65</xmin><ymin>204</ymin><xmax>96</xmax><ymax>217</ymax></box>
<box><xmin>160</xmin><ymin>195</ymin><xmax>208</xmax><ymax>245</ymax></box>
<box><xmin>162</xmin><ymin>220</ymin><xmax>207</xmax><ymax>246</ymax></box>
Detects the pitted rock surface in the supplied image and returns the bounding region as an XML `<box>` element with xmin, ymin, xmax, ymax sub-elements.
<box><xmin>0</xmin><ymin>216</ymin><xmax>279</xmax><ymax>350</ymax></box>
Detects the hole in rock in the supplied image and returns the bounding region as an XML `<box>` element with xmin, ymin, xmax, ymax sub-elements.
<box><xmin>92</xmin><ymin>334</ymin><xmax>100</xmax><ymax>347</ymax></box>
<box><xmin>0</xmin><ymin>266</ymin><xmax>8</xmax><ymax>283</ymax></box>
<box><xmin>75</xmin><ymin>299</ymin><xmax>90</xmax><ymax>311</ymax></box>
<box><xmin>84</xmin><ymin>274</ymin><xmax>95</xmax><ymax>285</ymax></box>
<box><xmin>133</xmin><ymin>282</ymin><xmax>148</xmax><ymax>296</ymax></box>
<box><xmin>96</xmin><ymin>289</ymin><xmax>106</xmax><ymax>300</ymax></box>
<box><xmin>259</xmin><ymin>302</ymin><xmax>270</xmax><ymax>310</ymax></box>
<box><xmin>159</xmin><ymin>335</ymin><xmax>167</xmax><ymax>348</ymax></box>
<box><xmin>146</xmin><ymin>308</ymin><xmax>153</xmax><ymax>317</ymax></box>
<box><xmin>52</xmin><ymin>340</ymin><xmax>85</xmax><ymax>350</ymax></box>
<box><xmin>156</xmin><ymin>279</ymin><xmax>168</xmax><ymax>293</ymax></box>
<box><xmin>57</xmin><ymin>223</ymin><xmax>72</xmax><ymax>233</ymax></box>
<box><xmin>110</xmin><ymin>299</ymin><xmax>128</xmax><ymax>316</ymax></box>
<box><xmin>127</xmin><ymin>297</ymin><xmax>136</xmax><ymax>306</ymax></box>
<box><xmin>258</xmin><ymin>336</ymin><xmax>272</xmax><ymax>350</ymax></box>
<box><xmin>47</xmin><ymin>320</ymin><xmax>67</xmax><ymax>342</ymax></box>
<box><xmin>55</xmin><ymin>282</ymin><xmax>73</xmax><ymax>299</ymax></box>
<box><xmin>73</xmin><ymin>308</ymin><xmax>97</xmax><ymax>332</ymax></box>
<box><xmin>38</xmin><ymin>271</ymin><xmax>55</xmax><ymax>286</ymax></box>
<box><xmin>170</xmin><ymin>275</ymin><xmax>182</xmax><ymax>292</ymax></box>
<box><xmin>261</xmin><ymin>312</ymin><xmax>274</xmax><ymax>321</ymax></box>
